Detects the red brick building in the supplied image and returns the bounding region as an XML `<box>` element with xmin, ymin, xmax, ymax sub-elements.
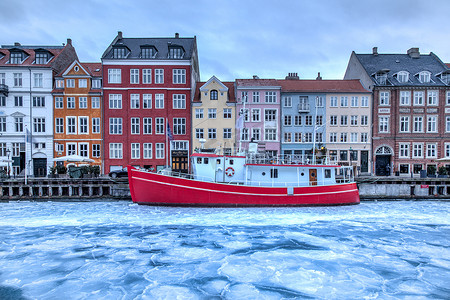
<box><xmin>101</xmin><ymin>32</ymin><xmax>200</xmax><ymax>173</ymax></box>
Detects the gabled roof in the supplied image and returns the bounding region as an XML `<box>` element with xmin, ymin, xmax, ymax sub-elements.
<box><xmin>81</xmin><ymin>63</ymin><xmax>102</xmax><ymax>77</ymax></box>
<box><xmin>277</xmin><ymin>79</ymin><xmax>370</xmax><ymax>93</ymax></box>
<box><xmin>102</xmin><ymin>32</ymin><xmax>196</xmax><ymax>60</ymax></box>
<box><xmin>200</xmin><ymin>75</ymin><xmax>229</xmax><ymax>92</ymax></box>
<box><xmin>193</xmin><ymin>80</ymin><xmax>235</xmax><ymax>103</ymax></box>
<box><xmin>354</xmin><ymin>51</ymin><xmax>449</xmax><ymax>87</ymax></box>
<box><xmin>235</xmin><ymin>78</ymin><xmax>280</xmax><ymax>88</ymax></box>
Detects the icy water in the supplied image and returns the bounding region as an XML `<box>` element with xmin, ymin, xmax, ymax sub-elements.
<box><xmin>0</xmin><ymin>202</ymin><xmax>449</xmax><ymax>299</ymax></box>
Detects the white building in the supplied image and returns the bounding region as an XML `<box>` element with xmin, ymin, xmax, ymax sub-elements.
<box><xmin>0</xmin><ymin>40</ymin><xmax>77</xmax><ymax>177</ymax></box>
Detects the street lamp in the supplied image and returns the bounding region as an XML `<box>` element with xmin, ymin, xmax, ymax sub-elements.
<box><xmin>6</xmin><ymin>148</ymin><xmax>11</xmax><ymax>179</ymax></box>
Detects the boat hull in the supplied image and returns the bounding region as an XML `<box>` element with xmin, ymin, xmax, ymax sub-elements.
<box><xmin>128</xmin><ymin>168</ymin><xmax>360</xmax><ymax>206</ymax></box>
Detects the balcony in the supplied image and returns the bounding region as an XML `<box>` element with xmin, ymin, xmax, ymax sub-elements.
<box><xmin>298</xmin><ymin>102</ymin><xmax>310</xmax><ymax>113</ymax></box>
<box><xmin>0</xmin><ymin>84</ymin><xmax>8</xmax><ymax>97</ymax></box>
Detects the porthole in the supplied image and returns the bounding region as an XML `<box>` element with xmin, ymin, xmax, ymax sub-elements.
<box><xmin>262</xmin><ymin>172</ymin><xmax>266</xmax><ymax>176</ymax></box>
<box><xmin>301</xmin><ymin>172</ymin><xmax>304</xmax><ymax>176</ymax></box>
<box><xmin>74</xmin><ymin>66</ymin><xmax>79</xmax><ymax>72</ymax></box>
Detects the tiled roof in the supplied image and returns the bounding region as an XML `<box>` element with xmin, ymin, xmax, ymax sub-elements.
<box><xmin>354</xmin><ymin>52</ymin><xmax>449</xmax><ymax>87</ymax></box>
<box><xmin>0</xmin><ymin>45</ymin><xmax>65</xmax><ymax>67</ymax></box>
<box><xmin>235</xmin><ymin>79</ymin><xmax>279</xmax><ymax>87</ymax></box>
<box><xmin>81</xmin><ymin>62</ymin><xmax>102</xmax><ymax>77</ymax></box>
<box><xmin>194</xmin><ymin>81</ymin><xmax>236</xmax><ymax>103</ymax></box>
<box><xmin>102</xmin><ymin>35</ymin><xmax>196</xmax><ymax>60</ymax></box>
<box><xmin>277</xmin><ymin>79</ymin><xmax>370</xmax><ymax>93</ymax></box>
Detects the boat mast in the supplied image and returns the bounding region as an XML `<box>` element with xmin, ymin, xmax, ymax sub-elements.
<box><xmin>312</xmin><ymin>96</ymin><xmax>318</xmax><ymax>165</ymax></box>
<box><xmin>238</xmin><ymin>94</ymin><xmax>247</xmax><ymax>155</ymax></box>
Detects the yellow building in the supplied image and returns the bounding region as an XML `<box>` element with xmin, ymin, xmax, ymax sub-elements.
<box><xmin>192</xmin><ymin>76</ymin><xmax>236</xmax><ymax>154</ymax></box>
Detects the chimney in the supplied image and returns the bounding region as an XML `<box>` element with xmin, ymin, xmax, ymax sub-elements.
<box><xmin>316</xmin><ymin>72</ymin><xmax>322</xmax><ymax>80</ymax></box>
<box><xmin>66</xmin><ymin>38</ymin><xmax>72</xmax><ymax>46</ymax></box>
<box><xmin>407</xmin><ymin>47</ymin><xmax>420</xmax><ymax>58</ymax></box>
<box><xmin>253</xmin><ymin>75</ymin><xmax>259</xmax><ymax>79</ymax></box>
<box><xmin>285</xmin><ymin>72</ymin><xmax>299</xmax><ymax>80</ymax></box>
<box><xmin>373</xmin><ymin>47</ymin><xmax>378</xmax><ymax>56</ymax></box>
<box><xmin>175</xmin><ymin>32</ymin><xmax>179</xmax><ymax>38</ymax></box>
<box><xmin>118</xmin><ymin>31</ymin><xmax>123</xmax><ymax>39</ymax></box>
<box><xmin>14</xmin><ymin>42</ymin><xmax>21</xmax><ymax>47</ymax></box>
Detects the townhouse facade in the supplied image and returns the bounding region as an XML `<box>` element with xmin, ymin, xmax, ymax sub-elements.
<box><xmin>101</xmin><ymin>32</ymin><xmax>200</xmax><ymax>173</ymax></box>
<box><xmin>235</xmin><ymin>78</ymin><xmax>281</xmax><ymax>156</ymax></box>
<box><xmin>192</xmin><ymin>76</ymin><xmax>236</xmax><ymax>154</ymax></box>
<box><xmin>52</xmin><ymin>60</ymin><xmax>103</xmax><ymax>170</ymax></box>
<box><xmin>0</xmin><ymin>40</ymin><xmax>77</xmax><ymax>177</ymax></box>
<box><xmin>345</xmin><ymin>47</ymin><xmax>450</xmax><ymax>176</ymax></box>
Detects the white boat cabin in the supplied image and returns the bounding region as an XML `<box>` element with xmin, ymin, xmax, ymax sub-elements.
<box><xmin>191</xmin><ymin>152</ymin><xmax>349</xmax><ymax>187</ymax></box>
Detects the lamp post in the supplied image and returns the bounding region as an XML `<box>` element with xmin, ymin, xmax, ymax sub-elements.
<box><xmin>6</xmin><ymin>148</ymin><xmax>11</xmax><ymax>179</ymax></box>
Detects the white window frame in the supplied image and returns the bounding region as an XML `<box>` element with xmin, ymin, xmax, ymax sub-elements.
<box><xmin>155</xmin><ymin>94</ymin><xmax>164</xmax><ymax>109</ymax></box>
<box><xmin>143</xmin><ymin>143</ymin><xmax>152</xmax><ymax>159</ymax></box>
<box><xmin>130</xmin><ymin>69</ymin><xmax>139</xmax><ymax>84</ymax></box>
<box><xmin>109</xmin><ymin>143</ymin><xmax>123</xmax><ymax>159</ymax></box>
<box><xmin>400</xmin><ymin>91</ymin><xmax>410</xmax><ymax>106</ymax></box>
<box><xmin>131</xmin><ymin>143</ymin><xmax>140</xmax><ymax>159</ymax></box>
<box><xmin>108</xmin><ymin>69</ymin><xmax>121</xmax><ymax>84</ymax></box>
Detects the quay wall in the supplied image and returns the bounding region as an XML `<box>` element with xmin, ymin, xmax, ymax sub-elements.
<box><xmin>1</xmin><ymin>177</ymin><xmax>450</xmax><ymax>201</ymax></box>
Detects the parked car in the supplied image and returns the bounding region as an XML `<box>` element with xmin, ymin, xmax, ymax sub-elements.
<box><xmin>109</xmin><ymin>167</ymin><xmax>128</xmax><ymax>178</ymax></box>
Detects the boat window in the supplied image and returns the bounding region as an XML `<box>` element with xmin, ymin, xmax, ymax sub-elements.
<box><xmin>217</xmin><ymin>159</ymin><xmax>221</xmax><ymax>164</ymax></box>
<box><xmin>270</xmin><ymin>169</ymin><xmax>278</xmax><ymax>178</ymax></box>
<box><xmin>301</xmin><ymin>172</ymin><xmax>304</xmax><ymax>176</ymax></box>
<box><xmin>325</xmin><ymin>169</ymin><xmax>331</xmax><ymax>178</ymax></box>
<box><xmin>197</xmin><ymin>158</ymin><xmax>202</xmax><ymax>164</ymax></box>
<box><xmin>262</xmin><ymin>172</ymin><xmax>266</xmax><ymax>176</ymax></box>
<box><xmin>204</xmin><ymin>158</ymin><xmax>209</xmax><ymax>164</ymax></box>
<box><xmin>229</xmin><ymin>159</ymin><xmax>234</xmax><ymax>165</ymax></box>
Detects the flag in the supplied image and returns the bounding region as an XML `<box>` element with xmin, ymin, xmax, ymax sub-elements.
<box><xmin>235</xmin><ymin>114</ymin><xmax>244</xmax><ymax>129</ymax></box>
<box><xmin>166</xmin><ymin>121</ymin><xmax>173</xmax><ymax>141</ymax></box>
<box><xmin>25</xmin><ymin>128</ymin><xmax>31</xmax><ymax>143</ymax></box>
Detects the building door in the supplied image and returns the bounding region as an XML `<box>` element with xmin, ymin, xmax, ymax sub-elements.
<box><xmin>375</xmin><ymin>155</ymin><xmax>391</xmax><ymax>176</ymax></box>
<box><xmin>360</xmin><ymin>151</ymin><xmax>369</xmax><ymax>173</ymax></box>
<box><xmin>33</xmin><ymin>158</ymin><xmax>47</xmax><ymax>177</ymax></box>
<box><xmin>171</xmin><ymin>150</ymin><xmax>188</xmax><ymax>173</ymax></box>
<box><xmin>309</xmin><ymin>168</ymin><xmax>317</xmax><ymax>186</ymax></box>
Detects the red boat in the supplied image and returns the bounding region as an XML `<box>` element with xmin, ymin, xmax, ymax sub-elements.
<box><xmin>128</xmin><ymin>152</ymin><xmax>360</xmax><ymax>206</ymax></box>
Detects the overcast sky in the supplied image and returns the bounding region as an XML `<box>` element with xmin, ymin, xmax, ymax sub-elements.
<box><xmin>1</xmin><ymin>0</ymin><xmax>449</xmax><ymax>82</ymax></box>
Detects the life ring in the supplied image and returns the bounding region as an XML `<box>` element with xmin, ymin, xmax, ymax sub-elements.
<box><xmin>225</xmin><ymin>167</ymin><xmax>235</xmax><ymax>177</ymax></box>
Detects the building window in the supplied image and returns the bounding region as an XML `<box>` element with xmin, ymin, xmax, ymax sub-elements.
<box><xmin>173</xmin><ymin>94</ymin><xmax>186</xmax><ymax>109</ymax></box>
<box><xmin>329</xmin><ymin>115</ymin><xmax>337</xmax><ymax>126</ymax></box>
<box><xmin>316</xmin><ymin>115</ymin><xmax>323</xmax><ymax>126</ymax></box>
<box><xmin>414</xmin><ymin>91</ymin><xmax>424</xmax><ymax>106</ymax></box>
<box><xmin>33</xmin><ymin>96</ymin><xmax>45</xmax><ymax>107</ymax></box>
<box><xmin>413</xmin><ymin>143</ymin><xmax>423</xmax><ymax>158</ymax></box>
<box><xmin>426</xmin><ymin>144</ymin><xmax>437</xmax><ymax>158</ymax></box>
<box><xmin>195</xmin><ymin>108</ymin><xmax>204</xmax><ymax>119</ymax></box>
<box><xmin>55</xmin><ymin>118</ymin><xmax>64</xmax><ymax>133</ymax></box>
<box><xmin>79</xmin><ymin>143</ymin><xmax>89</xmax><ymax>157</ymax></box>
<box><xmin>283</xmin><ymin>97</ymin><xmax>292</xmax><ymax>107</ymax></box>
<box><xmin>316</xmin><ymin>96</ymin><xmax>324</xmax><ymax>107</ymax></box>
<box><xmin>208</xmin><ymin>108</ymin><xmax>217</xmax><ymax>119</ymax></box>
<box><xmin>413</xmin><ymin>116</ymin><xmax>423</xmax><ymax>132</ymax></box>
<box><xmin>241</xmin><ymin>128</ymin><xmax>249</xmax><ymax>141</ymax></box>
<box><xmin>427</xmin><ymin>115</ymin><xmax>437</xmax><ymax>133</ymax></box>
<box><xmin>143</xmin><ymin>94</ymin><xmax>152</xmax><ymax>109</ymax></box>
<box><xmin>35</xmin><ymin>52</ymin><xmax>48</xmax><ymax>64</ymax></box>
<box><xmin>316</xmin><ymin>132</ymin><xmax>323</xmax><ymax>143</ymax></box>
<box><xmin>0</xmin><ymin>117</ymin><xmax>6</xmax><ymax>132</ymax></box>
<box><xmin>66</xmin><ymin>79</ymin><xmax>75</xmax><ymax>88</ymax></box>
<box><xmin>418</xmin><ymin>71</ymin><xmax>431</xmax><ymax>83</ymax></box>
<box><xmin>92</xmin><ymin>97</ymin><xmax>100</xmax><ymax>109</ymax></box>
<box><xmin>379</xmin><ymin>116</ymin><xmax>389</xmax><ymax>133</ymax></box>
<box><xmin>141</xmin><ymin>47</ymin><xmax>156</xmax><ymax>58</ymax></box>
<box><xmin>92</xmin><ymin>144</ymin><xmax>101</xmax><ymax>158</ymax></box>
<box><xmin>131</xmin><ymin>143</ymin><xmax>140</xmax><ymax>159</ymax></box>
<box><xmin>0</xmin><ymin>96</ymin><xmax>5</xmax><ymax>106</ymax></box>
<box><xmin>400</xmin><ymin>116</ymin><xmax>410</xmax><ymax>132</ymax></box>
<box><xmin>67</xmin><ymin>143</ymin><xmax>77</xmax><ymax>155</ymax></box>
<box><xmin>361</xmin><ymin>115</ymin><xmax>368</xmax><ymax>126</ymax></box>
<box><xmin>108</xmin><ymin>69</ymin><xmax>121</xmax><ymax>84</ymax></box>
<box><xmin>54</xmin><ymin>97</ymin><xmax>63</xmax><ymax>109</ymax></box>
<box><xmin>173</xmin><ymin>118</ymin><xmax>186</xmax><ymax>135</ymax></box>
<box><xmin>251</xmin><ymin>109</ymin><xmax>260</xmax><ymax>122</ymax></box>
<box><xmin>78</xmin><ymin>117</ymin><xmax>88</xmax><ymax>134</ymax></box>
<box><xmin>143</xmin><ymin>143</ymin><xmax>152</xmax><ymax>159</ymax></box>
<box><xmin>109</xmin><ymin>118</ymin><xmax>122</xmax><ymax>135</ymax></box>
<box><xmin>92</xmin><ymin>79</ymin><xmax>101</xmax><ymax>89</ymax></box>
<box><xmin>109</xmin><ymin>94</ymin><xmax>122</xmax><ymax>109</ymax></box>
<box><xmin>294</xmin><ymin>115</ymin><xmax>302</xmax><ymax>126</ymax></box>
<box><xmin>223</xmin><ymin>128</ymin><xmax>232</xmax><ymax>139</ymax></box>
<box><xmin>329</xmin><ymin>132</ymin><xmax>337</xmax><ymax>143</ymax></box>
<box><xmin>10</xmin><ymin>52</ymin><xmax>23</xmax><ymax>64</ymax></box>
<box><xmin>14</xmin><ymin>96</ymin><xmax>23</xmax><ymax>107</ymax></box>
<box><xmin>169</xmin><ymin>47</ymin><xmax>184</xmax><ymax>58</ymax></box>
<box><xmin>67</xmin><ymin>117</ymin><xmax>76</xmax><ymax>134</ymax></box>
<box><xmin>208</xmin><ymin>128</ymin><xmax>217</xmax><ymax>139</ymax></box>
<box><xmin>351</xmin><ymin>96</ymin><xmax>358</xmax><ymax>107</ymax></box>
<box><xmin>155</xmin><ymin>118</ymin><xmax>164</xmax><ymax>134</ymax></box>
<box><xmin>265</xmin><ymin>91</ymin><xmax>276</xmax><ymax>103</ymax></box>
<box><xmin>195</xmin><ymin>128</ymin><xmax>204</xmax><ymax>139</ymax></box>
<box><xmin>400</xmin><ymin>91</ymin><xmax>410</xmax><ymax>106</ymax></box>
<box><xmin>130</xmin><ymin>69</ymin><xmax>139</xmax><ymax>84</ymax></box>
<box><xmin>33</xmin><ymin>73</ymin><xmax>43</xmax><ymax>88</ymax></box>
<box><xmin>361</xmin><ymin>96</ymin><xmax>369</xmax><ymax>107</ymax></box>
<box><xmin>13</xmin><ymin>73</ymin><xmax>22</xmax><ymax>87</ymax></box>
<box><xmin>305</xmin><ymin>115</ymin><xmax>313</xmax><ymax>126</ymax></box>
<box><xmin>155</xmin><ymin>94</ymin><xmax>164</xmax><ymax>109</ymax></box>
<box><xmin>340</xmin><ymin>115</ymin><xmax>348</xmax><ymax>126</ymax></box>
<box><xmin>155</xmin><ymin>69</ymin><xmax>164</xmax><ymax>84</ymax></box>
<box><xmin>379</xmin><ymin>92</ymin><xmax>389</xmax><ymax>106</ymax></box>
<box><xmin>264</xmin><ymin>128</ymin><xmax>277</xmax><ymax>141</ymax></box>
<box><xmin>447</xmin><ymin>116</ymin><xmax>450</xmax><ymax>132</ymax></box>
<box><xmin>447</xmin><ymin>91</ymin><xmax>450</xmax><ymax>105</ymax></box>
<box><xmin>109</xmin><ymin>143</ymin><xmax>123</xmax><ymax>159</ymax></box>
<box><xmin>33</xmin><ymin>117</ymin><xmax>45</xmax><ymax>133</ymax></box>
<box><xmin>223</xmin><ymin>108</ymin><xmax>232</xmax><ymax>119</ymax></box>
<box><xmin>330</xmin><ymin>96</ymin><xmax>338</xmax><ymax>107</ymax></box>
<box><xmin>350</xmin><ymin>132</ymin><xmax>358</xmax><ymax>143</ymax></box>
<box><xmin>284</xmin><ymin>132</ymin><xmax>292</xmax><ymax>143</ymax></box>
<box><xmin>79</xmin><ymin>97</ymin><xmax>88</xmax><ymax>109</ymax></box>
<box><xmin>350</xmin><ymin>115</ymin><xmax>358</xmax><ymax>126</ymax></box>
<box><xmin>340</xmin><ymin>151</ymin><xmax>348</xmax><ymax>161</ymax></box>
<box><xmin>79</xmin><ymin>79</ymin><xmax>87</xmax><ymax>88</ymax></box>
<box><xmin>92</xmin><ymin>118</ymin><xmax>100</xmax><ymax>134</ymax></box>
<box><xmin>14</xmin><ymin>117</ymin><xmax>23</xmax><ymax>132</ymax></box>
<box><xmin>399</xmin><ymin>164</ymin><xmax>410</xmax><ymax>174</ymax></box>
<box><xmin>399</xmin><ymin>143</ymin><xmax>410</xmax><ymax>158</ymax></box>
<box><xmin>340</xmin><ymin>96</ymin><xmax>348</xmax><ymax>107</ymax></box>
<box><xmin>427</xmin><ymin>90</ymin><xmax>438</xmax><ymax>106</ymax></box>
<box><xmin>340</xmin><ymin>133</ymin><xmax>347</xmax><ymax>143</ymax></box>
<box><xmin>131</xmin><ymin>117</ymin><xmax>140</xmax><ymax>135</ymax></box>
<box><xmin>445</xmin><ymin>143</ymin><xmax>450</xmax><ymax>157</ymax></box>
<box><xmin>397</xmin><ymin>71</ymin><xmax>409</xmax><ymax>83</ymax></box>
<box><xmin>252</xmin><ymin>128</ymin><xmax>261</xmax><ymax>141</ymax></box>
<box><xmin>130</xmin><ymin>94</ymin><xmax>140</xmax><ymax>109</ymax></box>
<box><xmin>143</xmin><ymin>69</ymin><xmax>152</xmax><ymax>84</ymax></box>
<box><xmin>0</xmin><ymin>73</ymin><xmax>4</xmax><ymax>85</ymax></box>
<box><xmin>265</xmin><ymin>109</ymin><xmax>277</xmax><ymax>122</ymax></box>
<box><xmin>284</xmin><ymin>115</ymin><xmax>292</xmax><ymax>126</ymax></box>
<box><xmin>113</xmin><ymin>47</ymin><xmax>126</xmax><ymax>58</ymax></box>
<box><xmin>143</xmin><ymin>118</ymin><xmax>152</xmax><ymax>134</ymax></box>
<box><xmin>360</xmin><ymin>132</ymin><xmax>368</xmax><ymax>143</ymax></box>
<box><xmin>173</xmin><ymin>69</ymin><xmax>186</xmax><ymax>84</ymax></box>
<box><xmin>210</xmin><ymin>90</ymin><xmax>218</xmax><ymax>100</ymax></box>
<box><xmin>155</xmin><ymin>143</ymin><xmax>165</xmax><ymax>159</ymax></box>
<box><xmin>241</xmin><ymin>91</ymin><xmax>248</xmax><ymax>103</ymax></box>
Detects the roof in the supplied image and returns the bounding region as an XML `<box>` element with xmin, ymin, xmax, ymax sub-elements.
<box><xmin>80</xmin><ymin>62</ymin><xmax>102</xmax><ymax>77</ymax></box>
<box><xmin>235</xmin><ymin>79</ymin><xmax>279</xmax><ymax>87</ymax></box>
<box><xmin>193</xmin><ymin>80</ymin><xmax>235</xmax><ymax>103</ymax></box>
<box><xmin>277</xmin><ymin>79</ymin><xmax>370</xmax><ymax>93</ymax></box>
<box><xmin>354</xmin><ymin>52</ymin><xmax>449</xmax><ymax>87</ymax></box>
<box><xmin>0</xmin><ymin>45</ymin><xmax>65</xmax><ymax>67</ymax></box>
<box><xmin>102</xmin><ymin>34</ymin><xmax>197</xmax><ymax>60</ymax></box>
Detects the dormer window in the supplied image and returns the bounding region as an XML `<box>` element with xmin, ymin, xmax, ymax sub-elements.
<box><xmin>140</xmin><ymin>46</ymin><xmax>157</xmax><ymax>58</ymax></box>
<box><xmin>35</xmin><ymin>52</ymin><xmax>48</xmax><ymax>64</ymax></box>
<box><xmin>375</xmin><ymin>73</ymin><xmax>387</xmax><ymax>85</ymax></box>
<box><xmin>113</xmin><ymin>47</ymin><xmax>127</xmax><ymax>58</ymax></box>
<box><xmin>168</xmin><ymin>46</ymin><xmax>184</xmax><ymax>59</ymax></box>
<box><xmin>418</xmin><ymin>71</ymin><xmax>431</xmax><ymax>83</ymax></box>
<box><xmin>440</xmin><ymin>71</ymin><xmax>450</xmax><ymax>84</ymax></box>
<box><xmin>55</xmin><ymin>79</ymin><xmax>64</xmax><ymax>88</ymax></box>
<box><xmin>396</xmin><ymin>71</ymin><xmax>409</xmax><ymax>83</ymax></box>
<box><xmin>210</xmin><ymin>90</ymin><xmax>218</xmax><ymax>100</ymax></box>
<box><xmin>10</xmin><ymin>52</ymin><xmax>23</xmax><ymax>64</ymax></box>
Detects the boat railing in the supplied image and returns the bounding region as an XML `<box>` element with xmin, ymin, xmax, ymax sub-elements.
<box><xmin>245</xmin><ymin>153</ymin><xmax>335</xmax><ymax>165</ymax></box>
<box><xmin>157</xmin><ymin>169</ymin><xmax>215</xmax><ymax>182</ymax></box>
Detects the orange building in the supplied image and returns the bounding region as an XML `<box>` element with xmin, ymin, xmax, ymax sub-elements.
<box><xmin>52</xmin><ymin>60</ymin><xmax>103</xmax><ymax>170</ymax></box>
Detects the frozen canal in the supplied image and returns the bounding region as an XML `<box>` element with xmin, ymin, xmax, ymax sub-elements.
<box><xmin>0</xmin><ymin>201</ymin><xmax>449</xmax><ymax>299</ymax></box>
